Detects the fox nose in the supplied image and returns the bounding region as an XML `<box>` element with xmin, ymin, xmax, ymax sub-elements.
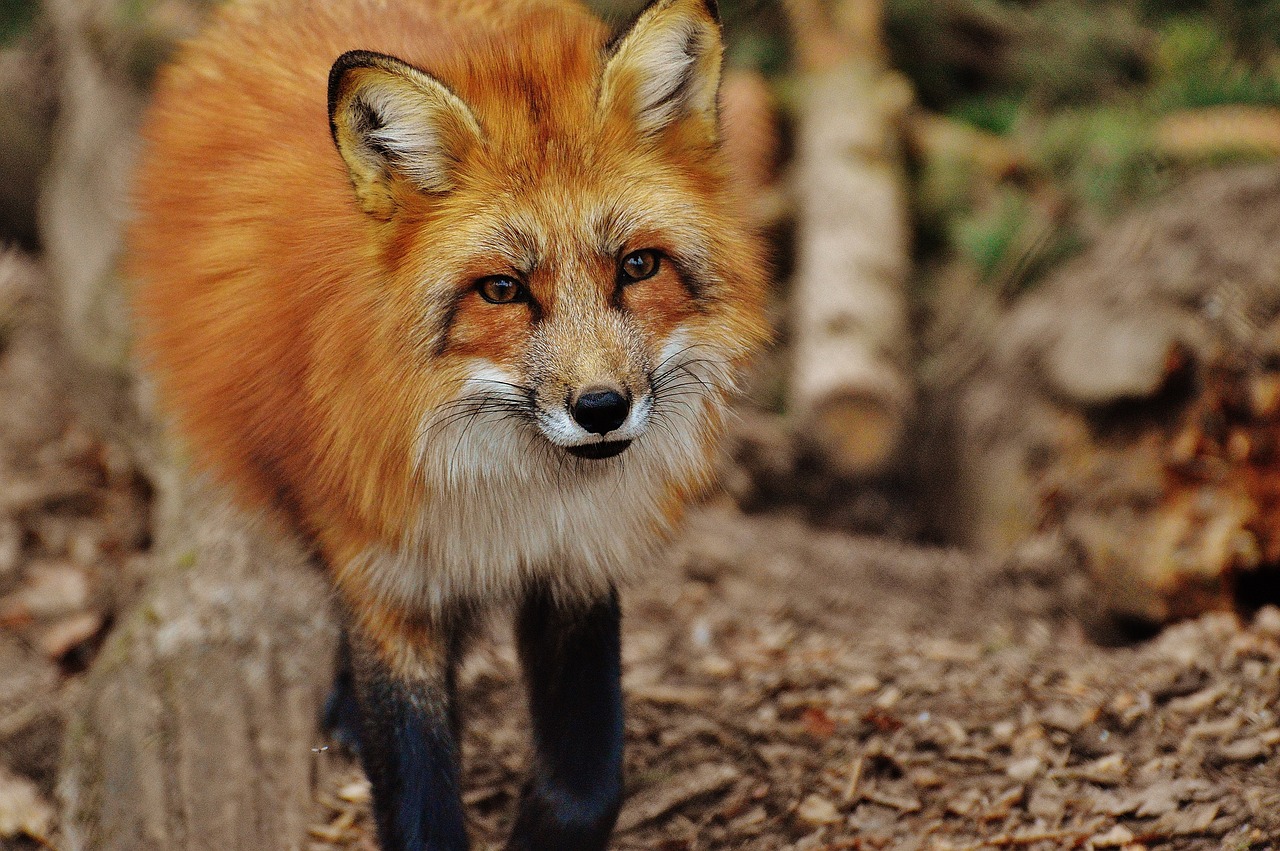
<box><xmin>571</xmin><ymin>387</ymin><xmax>630</xmax><ymax>435</ymax></box>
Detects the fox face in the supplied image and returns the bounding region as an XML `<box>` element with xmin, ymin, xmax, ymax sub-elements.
<box><xmin>404</xmin><ymin>171</ymin><xmax>726</xmax><ymax>465</ymax></box>
<box><xmin>319</xmin><ymin>0</ymin><xmax>769</xmax><ymax>608</ymax></box>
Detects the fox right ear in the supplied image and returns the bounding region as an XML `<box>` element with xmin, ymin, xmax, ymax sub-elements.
<box><xmin>328</xmin><ymin>50</ymin><xmax>482</xmax><ymax>219</ymax></box>
<box><xmin>599</xmin><ymin>0</ymin><xmax>723</xmax><ymax>143</ymax></box>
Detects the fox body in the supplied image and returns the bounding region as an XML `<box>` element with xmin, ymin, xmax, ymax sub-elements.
<box><xmin>129</xmin><ymin>0</ymin><xmax>768</xmax><ymax>847</ymax></box>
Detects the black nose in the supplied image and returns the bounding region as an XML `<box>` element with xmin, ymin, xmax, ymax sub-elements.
<box><xmin>571</xmin><ymin>388</ymin><xmax>630</xmax><ymax>435</ymax></box>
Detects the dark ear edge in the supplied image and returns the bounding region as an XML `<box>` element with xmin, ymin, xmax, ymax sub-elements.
<box><xmin>327</xmin><ymin>49</ymin><xmax>410</xmax><ymax>147</ymax></box>
<box><xmin>326</xmin><ymin>49</ymin><xmax>483</xmax><ymax>215</ymax></box>
<box><xmin>605</xmin><ymin>0</ymin><xmax>721</xmax><ymax>55</ymax></box>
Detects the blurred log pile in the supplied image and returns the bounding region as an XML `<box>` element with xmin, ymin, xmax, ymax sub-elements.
<box><xmin>951</xmin><ymin>164</ymin><xmax>1280</xmax><ymax>632</ymax></box>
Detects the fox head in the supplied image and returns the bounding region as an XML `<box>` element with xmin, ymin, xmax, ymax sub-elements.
<box><xmin>322</xmin><ymin>0</ymin><xmax>768</xmax><ymax>564</ymax></box>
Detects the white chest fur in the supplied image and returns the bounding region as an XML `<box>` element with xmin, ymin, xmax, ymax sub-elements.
<box><xmin>348</xmin><ymin>342</ymin><xmax>731</xmax><ymax>614</ymax></box>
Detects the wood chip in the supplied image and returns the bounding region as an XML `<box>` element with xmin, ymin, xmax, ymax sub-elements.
<box><xmin>1075</xmin><ymin>753</ymin><xmax>1128</xmax><ymax>786</ymax></box>
<box><xmin>35</xmin><ymin>610</ymin><xmax>103</xmax><ymax>659</ymax></box>
<box><xmin>1169</xmin><ymin>684</ymin><xmax>1228</xmax><ymax>715</ymax></box>
<box><xmin>946</xmin><ymin>787</ymin><xmax>984</xmax><ymax>818</ymax></box>
<box><xmin>1215</xmin><ymin>737</ymin><xmax>1268</xmax><ymax>762</ymax></box>
<box><xmin>1</xmin><ymin>560</ymin><xmax>89</xmax><ymax>619</ymax></box>
<box><xmin>1006</xmin><ymin>755</ymin><xmax>1043</xmax><ymax>782</ymax></box>
<box><xmin>1153</xmin><ymin>802</ymin><xmax>1220</xmax><ymax>836</ymax></box>
<box><xmin>0</xmin><ymin>475</ymin><xmax>94</xmax><ymax>514</ymax></box>
<box><xmin>336</xmin><ymin>779</ymin><xmax>371</xmax><ymax>804</ymax></box>
<box><xmin>796</xmin><ymin>793</ymin><xmax>843</xmax><ymax>825</ymax></box>
<box><xmin>616</xmin><ymin>763</ymin><xmax>739</xmax><ymax>833</ymax></box>
<box><xmin>862</xmin><ymin>788</ymin><xmax>922</xmax><ymax>812</ymax></box>
<box><xmin>1090</xmin><ymin>824</ymin><xmax>1135</xmax><ymax>847</ymax></box>
<box><xmin>630</xmin><ymin>684</ymin><xmax>716</xmax><ymax>707</ymax></box>
<box><xmin>307</xmin><ymin>809</ymin><xmax>357</xmax><ymax>843</ymax></box>
<box><xmin>1122</xmin><ymin>779</ymin><xmax>1199</xmax><ymax>818</ymax></box>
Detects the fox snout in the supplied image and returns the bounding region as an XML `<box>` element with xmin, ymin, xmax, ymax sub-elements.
<box><xmin>558</xmin><ymin>385</ymin><xmax>631</xmax><ymax>458</ymax></box>
<box><xmin>517</xmin><ymin>303</ymin><xmax>659</xmax><ymax>457</ymax></box>
<box><xmin>536</xmin><ymin>376</ymin><xmax>651</xmax><ymax>458</ymax></box>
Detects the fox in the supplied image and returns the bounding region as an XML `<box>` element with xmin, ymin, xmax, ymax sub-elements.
<box><xmin>127</xmin><ymin>0</ymin><xmax>769</xmax><ymax>847</ymax></box>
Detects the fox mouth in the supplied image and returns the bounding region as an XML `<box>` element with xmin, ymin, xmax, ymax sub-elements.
<box><xmin>565</xmin><ymin>440</ymin><xmax>632</xmax><ymax>460</ymax></box>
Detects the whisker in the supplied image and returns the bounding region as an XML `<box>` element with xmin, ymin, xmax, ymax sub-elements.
<box><xmin>652</xmin><ymin>341</ymin><xmax>716</xmax><ymax>374</ymax></box>
<box><xmin>463</xmin><ymin>377</ymin><xmax>536</xmax><ymax>397</ymax></box>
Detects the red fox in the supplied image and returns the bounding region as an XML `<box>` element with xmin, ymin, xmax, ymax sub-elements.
<box><xmin>128</xmin><ymin>0</ymin><xmax>769</xmax><ymax>846</ymax></box>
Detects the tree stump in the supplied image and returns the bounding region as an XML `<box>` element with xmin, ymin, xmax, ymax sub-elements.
<box><xmin>40</xmin><ymin>1</ymin><xmax>341</xmax><ymax>847</ymax></box>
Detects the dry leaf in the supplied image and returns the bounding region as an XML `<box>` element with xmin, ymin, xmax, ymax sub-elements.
<box><xmin>796</xmin><ymin>793</ymin><xmax>842</xmax><ymax>825</ymax></box>
<box><xmin>616</xmin><ymin>763</ymin><xmax>739</xmax><ymax>833</ymax></box>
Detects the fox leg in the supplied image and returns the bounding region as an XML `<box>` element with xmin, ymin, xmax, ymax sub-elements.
<box><xmin>508</xmin><ymin>585</ymin><xmax>624</xmax><ymax>851</ymax></box>
<box><xmin>322</xmin><ymin>631</ymin><xmax>363</xmax><ymax>752</ymax></box>
<box><xmin>346</xmin><ymin>611</ymin><xmax>470</xmax><ymax>851</ymax></box>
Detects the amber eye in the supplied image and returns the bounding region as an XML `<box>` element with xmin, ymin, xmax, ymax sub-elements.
<box><xmin>619</xmin><ymin>249</ymin><xmax>660</xmax><ymax>283</ymax></box>
<box><xmin>478</xmin><ymin>276</ymin><xmax>526</xmax><ymax>304</ymax></box>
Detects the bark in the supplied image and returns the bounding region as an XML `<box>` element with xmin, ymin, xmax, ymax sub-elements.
<box><xmin>783</xmin><ymin>0</ymin><xmax>915</xmax><ymax>476</ymax></box>
<box><xmin>0</xmin><ymin>33</ymin><xmax>56</xmax><ymax>250</ymax></box>
<box><xmin>59</xmin><ymin>478</ymin><xmax>336</xmax><ymax>851</ymax></box>
<box><xmin>40</xmin><ymin>1</ymin><xmax>340</xmax><ymax>847</ymax></box>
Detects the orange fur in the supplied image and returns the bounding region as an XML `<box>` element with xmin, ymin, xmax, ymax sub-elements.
<box><xmin>129</xmin><ymin>0</ymin><xmax>770</xmax><ymax>643</ymax></box>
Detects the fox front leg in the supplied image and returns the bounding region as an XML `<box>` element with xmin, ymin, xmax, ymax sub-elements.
<box><xmin>508</xmin><ymin>585</ymin><xmax>624</xmax><ymax>851</ymax></box>
<box><xmin>347</xmin><ymin>615</ymin><xmax>470</xmax><ymax>851</ymax></box>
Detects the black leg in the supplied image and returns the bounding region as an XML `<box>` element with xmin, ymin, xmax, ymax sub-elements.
<box><xmin>508</xmin><ymin>586</ymin><xmax>624</xmax><ymax>851</ymax></box>
<box><xmin>323</xmin><ymin>631</ymin><xmax>362</xmax><ymax>753</ymax></box>
<box><xmin>348</xmin><ymin>616</ymin><xmax>470</xmax><ymax>851</ymax></box>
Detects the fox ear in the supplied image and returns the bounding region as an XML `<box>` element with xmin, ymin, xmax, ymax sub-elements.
<box><xmin>328</xmin><ymin>50</ymin><xmax>482</xmax><ymax>219</ymax></box>
<box><xmin>599</xmin><ymin>0</ymin><xmax>723</xmax><ymax>142</ymax></box>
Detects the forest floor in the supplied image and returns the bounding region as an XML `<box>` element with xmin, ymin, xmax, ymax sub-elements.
<box><xmin>0</xmin><ymin>251</ymin><xmax>1278</xmax><ymax>850</ymax></box>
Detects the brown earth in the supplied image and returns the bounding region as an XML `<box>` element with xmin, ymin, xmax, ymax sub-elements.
<box><xmin>306</xmin><ymin>512</ymin><xmax>1280</xmax><ymax>850</ymax></box>
<box><xmin>1</xmin><ymin>250</ymin><xmax>1278</xmax><ymax>850</ymax></box>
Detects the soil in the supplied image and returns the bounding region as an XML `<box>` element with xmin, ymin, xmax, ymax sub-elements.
<box><xmin>0</xmin><ymin>248</ymin><xmax>1278</xmax><ymax>850</ymax></box>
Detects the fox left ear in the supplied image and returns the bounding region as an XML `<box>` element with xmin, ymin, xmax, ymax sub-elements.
<box><xmin>328</xmin><ymin>50</ymin><xmax>482</xmax><ymax>220</ymax></box>
<box><xmin>599</xmin><ymin>0</ymin><xmax>723</xmax><ymax>142</ymax></box>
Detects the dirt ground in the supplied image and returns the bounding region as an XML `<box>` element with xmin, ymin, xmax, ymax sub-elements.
<box><xmin>0</xmin><ymin>248</ymin><xmax>1278</xmax><ymax>850</ymax></box>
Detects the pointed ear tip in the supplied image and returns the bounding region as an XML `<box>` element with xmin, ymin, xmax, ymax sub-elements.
<box><xmin>670</xmin><ymin>0</ymin><xmax>721</xmax><ymax>24</ymax></box>
<box><xmin>329</xmin><ymin>49</ymin><xmax>382</xmax><ymax>85</ymax></box>
<box><xmin>327</xmin><ymin>50</ymin><xmax>378</xmax><ymax>117</ymax></box>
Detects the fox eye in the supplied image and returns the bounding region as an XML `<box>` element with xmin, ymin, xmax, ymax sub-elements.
<box><xmin>619</xmin><ymin>249</ymin><xmax>660</xmax><ymax>283</ymax></box>
<box><xmin>477</xmin><ymin>276</ymin><xmax>526</xmax><ymax>304</ymax></box>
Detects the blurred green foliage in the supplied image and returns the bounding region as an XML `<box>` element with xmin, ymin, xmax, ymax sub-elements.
<box><xmin>0</xmin><ymin>0</ymin><xmax>35</xmax><ymax>45</ymax></box>
<box><xmin>686</xmin><ymin>0</ymin><xmax>1280</xmax><ymax>293</ymax></box>
<box><xmin>593</xmin><ymin>0</ymin><xmax>791</xmax><ymax>73</ymax></box>
<box><xmin>884</xmin><ymin>0</ymin><xmax>1280</xmax><ymax>292</ymax></box>
<box><xmin>887</xmin><ymin>0</ymin><xmax>1150</xmax><ymax>111</ymax></box>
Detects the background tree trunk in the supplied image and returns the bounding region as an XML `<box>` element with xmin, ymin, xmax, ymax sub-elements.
<box><xmin>40</xmin><ymin>1</ymin><xmax>340</xmax><ymax>847</ymax></box>
<box><xmin>783</xmin><ymin>0</ymin><xmax>914</xmax><ymax>477</ymax></box>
